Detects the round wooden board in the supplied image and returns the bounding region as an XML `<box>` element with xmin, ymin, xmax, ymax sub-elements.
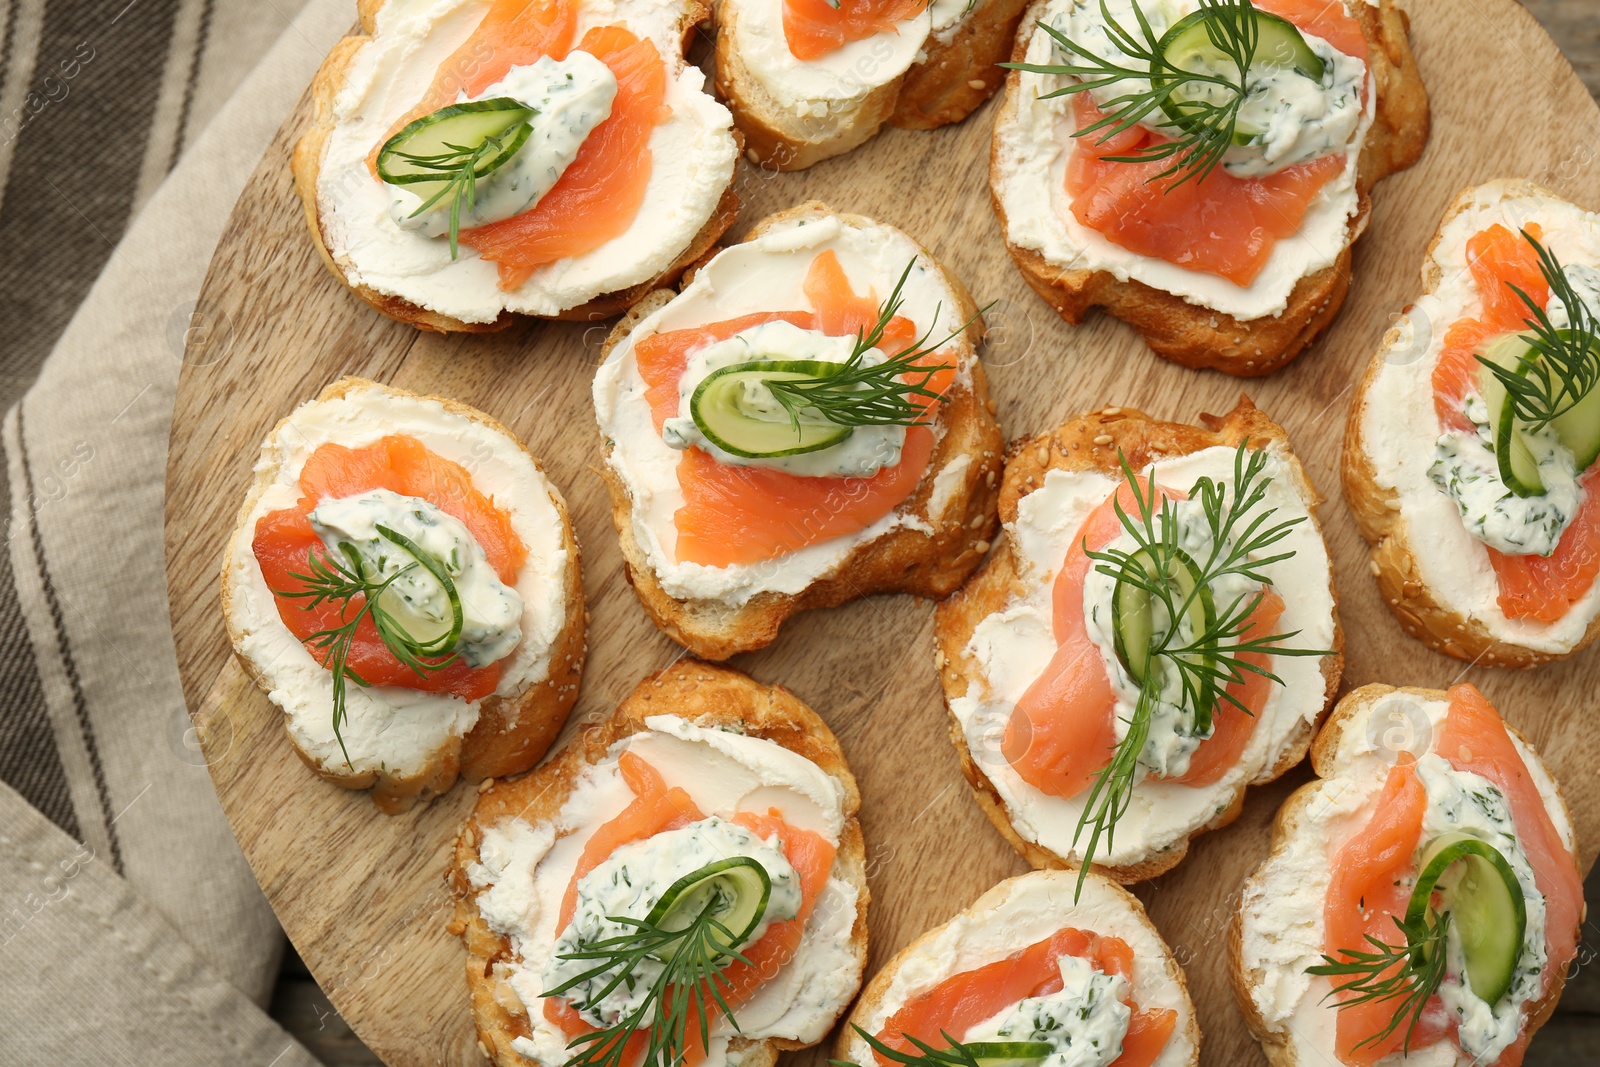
<box><xmin>165</xmin><ymin>3</ymin><xmax>1600</xmax><ymax>1064</ymax></box>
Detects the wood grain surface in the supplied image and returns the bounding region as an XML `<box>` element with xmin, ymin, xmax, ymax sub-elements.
<box><xmin>165</xmin><ymin>2</ymin><xmax>1600</xmax><ymax>1064</ymax></box>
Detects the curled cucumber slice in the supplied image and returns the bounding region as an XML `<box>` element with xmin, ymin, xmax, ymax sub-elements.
<box><xmin>1404</xmin><ymin>832</ymin><xmax>1526</xmax><ymax>1006</ymax></box>
<box><xmin>1110</xmin><ymin>544</ymin><xmax>1218</xmax><ymax>733</ymax></box>
<box><xmin>1479</xmin><ymin>330</ymin><xmax>1600</xmax><ymax>495</ymax></box>
<box><xmin>369</xmin><ymin>524</ymin><xmax>462</xmax><ymax>657</ymax></box>
<box><xmin>1155</xmin><ymin>8</ymin><xmax>1324</xmax><ymax>143</ymax></box>
<box><xmin>376</xmin><ymin>97</ymin><xmax>534</xmax><ymax>186</ymax></box>
<box><xmin>645</xmin><ymin>856</ymin><xmax>772</xmax><ymax>957</ymax></box>
<box><xmin>690</xmin><ymin>359</ymin><xmax>854</xmax><ymax>458</ymax></box>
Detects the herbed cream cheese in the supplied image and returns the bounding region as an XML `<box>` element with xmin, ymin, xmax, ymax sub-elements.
<box><xmin>463</xmin><ymin>715</ymin><xmax>862</xmax><ymax>1067</ymax></box>
<box><xmin>1236</xmin><ymin>691</ymin><xmax>1575</xmax><ymax>1067</ymax></box>
<box><xmin>948</xmin><ymin>444</ymin><xmax>1335</xmax><ymax>867</ymax></box>
<box><xmin>835</xmin><ymin>871</ymin><xmax>1194</xmax><ymax>1067</ymax></box>
<box><xmin>317</xmin><ymin>0</ymin><xmax>737</xmax><ymax>322</ymax></box>
<box><xmin>728</xmin><ymin>0</ymin><xmax>980</xmax><ymax>119</ymax></box>
<box><xmin>592</xmin><ymin>214</ymin><xmax>974</xmax><ymax>607</ymax></box>
<box><xmin>1360</xmin><ymin>181</ymin><xmax>1600</xmax><ymax>653</ymax></box>
<box><xmin>992</xmin><ymin>0</ymin><xmax>1375</xmax><ymax>321</ymax></box>
<box><xmin>224</xmin><ymin>383</ymin><xmax>572</xmax><ymax>778</ymax></box>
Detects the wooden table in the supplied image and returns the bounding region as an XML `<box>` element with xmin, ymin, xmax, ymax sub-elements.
<box><xmin>159</xmin><ymin>2</ymin><xmax>1600</xmax><ymax>1067</ymax></box>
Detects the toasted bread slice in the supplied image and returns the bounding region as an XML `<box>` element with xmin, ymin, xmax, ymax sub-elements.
<box><xmin>293</xmin><ymin>0</ymin><xmax>740</xmax><ymax>332</ymax></box>
<box><xmin>714</xmin><ymin>0</ymin><xmax>1031</xmax><ymax>171</ymax></box>
<box><xmin>1232</xmin><ymin>683</ymin><xmax>1581</xmax><ymax>1067</ymax></box>
<box><xmin>1344</xmin><ymin>179</ymin><xmax>1600</xmax><ymax>667</ymax></box>
<box><xmin>594</xmin><ymin>202</ymin><xmax>1004</xmax><ymax>661</ymax></box>
<box><xmin>221</xmin><ymin>377</ymin><xmax>585</xmax><ymax>813</ymax></box>
<box><xmin>835</xmin><ymin>869</ymin><xmax>1199</xmax><ymax>1067</ymax></box>
<box><xmin>990</xmin><ymin>0</ymin><xmax>1428</xmax><ymax>375</ymax></box>
<box><xmin>450</xmin><ymin>660</ymin><xmax>868</xmax><ymax>1067</ymax></box>
<box><xmin>935</xmin><ymin>399</ymin><xmax>1343</xmax><ymax>881</ymax></box>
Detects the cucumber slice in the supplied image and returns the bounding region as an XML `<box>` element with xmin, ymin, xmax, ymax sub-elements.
<box><xmin>369</xmin><ymin>525</ymin><xmax>462</xmax><ymax>657</ymax></box>
<box><xmin>690</xmin><ymin>360</ymin><xmax>854</xmax><ymax>459</ymax></box>
<box><xmin>1110</xmin><ymin>545</ymin><xmax>1218</xmax><ymax>733</ymax></box>
<box><xmin>645</xmin><ymin>856</ymin><xmax>771</xmax><ymax>957</ymax></box>
<box><xmin>1155</xmin><ymin>8</ymin><xmax>1324</xmax><ymax>143</ymax></box>
<box><xmin>376</xmin><ymin>98</ymin><xmax>534</xmax><ymax>186</ymax></box>
<box><xmin>1404</xmin><ymin>833</ymin><xmax>1526</xmax><ymax>1006</ymax></box>
<box><xmin>960</xmin><ymin>1042</ymin><xmax>1053</xmax><ymax>1067</ymax></box>
<box><xmin>1479</xmin><ymin>330</ymin><xmax>1600</xmax><ymax>478</ymax></box>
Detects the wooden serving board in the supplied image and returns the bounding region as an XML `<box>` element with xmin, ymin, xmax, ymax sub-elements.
<box><xmin>164</xmin><ymin>3</ymin><xmax>1600</xmax><ymax>1063</ymax></box>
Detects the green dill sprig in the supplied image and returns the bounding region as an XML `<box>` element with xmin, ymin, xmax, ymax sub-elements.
<box><xmin>544</xmin><ymin>867</ymin><xmax>761</xmax><ymax>1067</ymax></box>
<box><xmin>1069</xmin><ymin>442</ymin><xmax>1328</xmax><ymax>897</ymax></box>
<box><xmin>392</xmin><ymin>126</ymin><xmax>529</xmax><ymax>258</ymax></box>
<box><xmin>1308</xmin><ymin>909</ymin><xmax>1451</xmax><ymax>1054</ymax></box>
<box><xmin>1004</xmin><ymin>0</ymin><xmax>1261</xmax><ymax>188</ymax></box>
<box><xmin>275</xmin><ymin>526</ymin><xmax>462</xmax><ymax>766</ymax></box>
<box><xmin>1477</xmin><ymin>229</ymin><xmax>1600</xmax><ymax>431</ymax></box>
<box><xmin>830</xmin><ymin>1024</ymin><xmax>1048</xmax><ymax>1067</ymax></box>
<box><xmin>760</xmin><ymin>259</ymin><xmax>985</xmax><ymax>432</ymax></box>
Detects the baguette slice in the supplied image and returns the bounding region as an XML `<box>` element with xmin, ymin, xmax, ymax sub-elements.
<box><xmin>293</xmin><ymin>0</ymin><xmax>740</xmax><ymax>332</ymax></box>
<box><xmin>1344</xmin><ymin>179</ymin><xmax>1600</xmax><ymax>667</ymax></box>
<box><xmin>221</xmin><ymin>377</ymin><xmax>586</xmax><ymax>813</ymax></box>
<box><xmin>990</xmin><ymin>0</ymin><xmax>1428</xmax><ymax>375</ymax></box>
<box><xmin>715</xmin><ymin>0</ymin><xmax>1031</xmax><ymax>171</ymax></box>
<box><xmin>936</xmin><ymin>399</ymin><xmax>1343</xmax><ymax>881</ymax></box>
<box><xmin>594</xmin><ymin>202</ymin><xmax>1004</xmax><ymax>661</ymax></box>
<box><xmin>450</xmin><ymin>660</ymin><xmax>869</xmax><ymax>1067</ymax></box>
<box><xmin>834</xmin><ymin>869</ymin><xmax>1199</xmax><ymax>1067</ymax></box>
<box><xmin>1232</xmin><ymin>683</ymin><xmax>1582</xmax><ymax>1067</ymax></box>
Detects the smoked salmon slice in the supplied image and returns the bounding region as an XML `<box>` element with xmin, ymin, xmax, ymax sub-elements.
<box><xmin>460</xmin><ymin>26</ymin><xmax>670</xmax><ymax>290</ymax></box>
<box><xmin>1427</xmin><ymin>222</ymin><xmax>1600</xmax><ymax>622</ymax></box>
<box><xmin>873</xmin><ymin>926</ymin><xmax>1175</xmax><ymax>1067</ymax></box>
<box><xmin>633</xmin><ymin>249</ymin><xmax>944</xmax><ymax>568</ymax></box>
<box><xmin>1060</xmin><ymin>0</ymin><xmax>1364</xmax><ymax>287</ymax></box>
<box><xmin>1322</xmin><ymin>759</ymin><xmax>1448</xmax><ymax>1066</ymax></box>
<box><xmin>252</xmin><ymin>435</ymin><xmax>527</xmax><ymax>700</ymax></box>
<box><xmin>1005</xmin><ymin>479</ymin><xmax>1281</xmax><ymax>797</ymax></box>
<box><xmin>546</xmin><ymin>756</ymin><xmax>836</xmax><ymax>1067</ymax></box>
<box><xmin>782</xmin><ymin>0</ymin><xmax>925</xmax><ymax>62</ymax></box>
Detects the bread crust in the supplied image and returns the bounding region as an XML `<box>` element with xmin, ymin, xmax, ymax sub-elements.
<box><xmin>834</xmin><ymin>869</ymin><xmax>1199</xmax><ymax>1067</ymax></box>
<box><xmin>989</xmin><ymin>0</ymin><xmax>1429</xmax><ymax>376</ymax></box>
<box><xmin>1230</xmin><ymin>683</ymin><xmax>1581</xmax><ymax>1067</ymax></box>
<box><xmin>1342</xmin><ymin>179</ymin><xmax>1600</xmax><ymax>668</ymax></box>
<box><xmin>449</xmin><ymin>660</ymin><xmax>869</xmax><ymax>1067</ymax></box>
<box><xmin>597</xmin><ymin>201</ymin><xmax>1005</xmax><ymax>661</ymax></box>
<box><xmin>220</xmin><ymin>376</ymin><xmax>587</xmax><ymax>814</ymax></box>
<box><xmin>292</xmin><ymin>0</ymin><xmax>740</xmax><ymax>332</ymax></box>
<box><xmin>715</xmin><ymin>0</ymin><xmax>1031</xmax><ymax>171</ymax></box>
<box><xmin>934</xmin><ymin>399</ymin><xmax>1344</xmax><ymax>881</ymax></box>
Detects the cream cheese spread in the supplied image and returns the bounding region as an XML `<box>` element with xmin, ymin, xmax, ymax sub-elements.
<box><xmin>992</xmin><ymin>0</ymin><xmax>1375</xmax><ymax>321</ymax></box>
<box><xmin>317</xmin><ymin>0</ymin><xmax>738</xmax><ymax>322</ymax></box>
<box><xmin>948</xmin><ymin>444</ymin><xmax>1334</xmax><ymax>867</ymax></box>
<box><xmin>593</xmin><ymin>214</ymin><xmax>973</xmax><ymax>607</ymax></box>
<box><xmin>1360</xmin><ymin>181</ymin><xmax>1600</xmax><ymax>653</ymax></box>
<box><xmin>224</xmin><ymin>383</ymin><xmax>571</xmax><ymax>778</ymax></box>
<box><xmin>463</xmin><ymin>715</ymin><xmax>862</xmax><ymax>1067</ymax></box>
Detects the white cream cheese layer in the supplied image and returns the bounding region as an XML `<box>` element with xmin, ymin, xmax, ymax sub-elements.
<box><xmin>1360</xmin><ymin>181</ymin><xmax>1600</xmax><ymax>654</ymax></box>
<box><xmin>992</xmin><ymin>0</ymin><xmax>1374</xmax><ymax>321</ymax></box>
<box><xmin>948</xmin><ymin>444</ymin><xmax>1335</xmax><ymax>867</ymax></box>
<box><xmin>464</xmin><ymin>715</ymin><xmax>862</xmax><ymax>1067</ymax></box>
<box><xmin>836</xmin><ymin>872</ymin><xmax>1194</xmax><ymax>1067</ymax></box>
<box><xmin>316</xmin><ymin>0</ymin><xmax>738</xmax><ymax>322</ymax></box>
<box><xmin>728</xmin><ymin>0</ymin><xmax>979</xmax><ymax>119</ymax></box>
<box><xmin>224</xmin><ymin>383</ymin><xmax>571</xmax><ymax>777</ymax></box>
<box><xmin>1236</xmin><ymin>691</ymin><xmax>1574</xmax><ymax>1067</ymax></box>
<box><xmin>592</xmin><ymin>214</ymin><xmax>972</xmax><ymax>607</ymax></box>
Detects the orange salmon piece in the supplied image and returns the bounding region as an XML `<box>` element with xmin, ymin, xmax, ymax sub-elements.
<box><xmin>782</xmin><ymin>0</ymin><xmax>925</xmax><ymax>62</ymax></box>
<box><xmin>460</xmin><ymin>26</ymin><xmax>669</xmax><ymax>290</ymax></box>
<box><xmin>251</xmin><ymin>435</ymin><xmax>527</xmax><ymax>699</ymax></box>
<box><xmin>1322</xmin><ymin>760</ymin><xmax>1452</xmax><ymax>1065</ymax></box>
<box><xmin>1254</xmin><ymin>0</ymin><xmax>1369</xmax><ymax>62</ymax></box>
<box><xmin>1437</xmin><ymin>684</ymin><xmax>1582</xmax><ymax>1067</ymax></box>
<box><xmin>635</xmin><ymin>250</ymin><xmax>941</xmax><ymax>568</ymax></box>
<box><xmin>1169</xmin><ymin>588</ymin><xmax>1285</xmax><ymax>786</ymax></box>
<box><xmin>873</xmin><ymin>926</ymin><xmax>1175</xmax><ymax>1067</ymax></box>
